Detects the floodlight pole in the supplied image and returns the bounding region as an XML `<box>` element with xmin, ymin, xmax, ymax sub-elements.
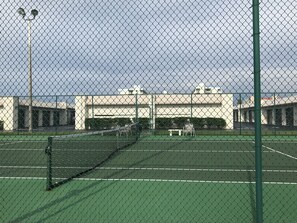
<box><xmin>18</xmin><ymin>8</ymin><xmax>38</xmax><ymax>132</ymax></box>
<box><xmin>28</xmin><ymin>19</ymin><xmax>33</xmax><ymax>132</ymax></box>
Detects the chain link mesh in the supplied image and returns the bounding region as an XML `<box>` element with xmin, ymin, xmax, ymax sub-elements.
<box><xmin>1</xmin><ymin>0</ymin><xmax>296</xmax><ymax>222</ymax></box>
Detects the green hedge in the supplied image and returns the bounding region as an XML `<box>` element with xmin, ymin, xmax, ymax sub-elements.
<box><xmin>138</xmin><ymin>118</ymin><xmax>150</xmax><ymax>130</ymax></box>
<box><xmin>205</xmin><ymin>117</ymin><xmax>226</xmax><ymax>129</ymax></box>
<box><xmin>155</xmin><ymin>118</ymin><xmax>172</xmax><ymax>129</ymax></box>
<box><xmin>85</xmin><ymin>118</ymin><xmax>151</xmax><ymax>130</ymax></box>
<box><xmin>0</xmin><ymin>121</ymin><xmax>3</xmax><ymax>131</ymax></box>
<box><xmin>85</xmin><ymin>117</ymin><xmax>226</xmax><ymax>130</ymax></box>
<box><xmin>85</xmin><ymin>118</ymin><xmax>131</xmax><ymax>130</ymax></box>
<box><xmin>155</xmin><ymin>117</ymin><xmax>226</xmax><ymax>129</ymax></box>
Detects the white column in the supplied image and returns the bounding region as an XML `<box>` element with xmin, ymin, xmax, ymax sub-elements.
<box><xmin>38</xmin><ymin>110</ymin><xmax>43</xmax><ymax>127</ymax></box>
<box><xmin>282</xmin><ymin>108</ymin><xmax>286</xmax><ymax>126</ymax></box>
<box><xmin>0</xmin><ymin>97</ymin><xmax>19</xmax><ymax>131</ymax></box>
<box><xmin>60</xmin><ymin>110</ymin><xmax>67</xmax><ymax>125</ymax></box>
<box><xmin>294</xmin><ymin>106</ymin><xmax>297</xmax><ymax>127</ymax></box>
<box><xmin>149</xmin><ymin>94</ymin><xmax>156</xmax><ymax>129</ymax></box>
<box><xmin>75</xmin><ymin>96</ymin><xmax>87</xmax><ymax>130</ymax></box>
<box><xmin>49</xmin><ymin>111</ymin><xmax>54</xmax><ymax>126</ymax></box>
<box><xmin>221</xmin><ymin>94</ymin><xmax>234</xmax><ymax>129</ymax></box>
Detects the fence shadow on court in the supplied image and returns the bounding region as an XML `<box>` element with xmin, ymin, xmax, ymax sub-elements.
<box><xmin>10</xmin><ymin>140</ymin><xmax>190</xmax><ymax>222</ymax></box>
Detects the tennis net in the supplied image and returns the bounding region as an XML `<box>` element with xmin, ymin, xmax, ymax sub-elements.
<box><xmin>45</xmin><ymin>123</ymin><xmax>139</xmax><ymax>190</ymax></box>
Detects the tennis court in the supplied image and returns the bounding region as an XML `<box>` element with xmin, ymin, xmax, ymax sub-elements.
<box><xmin>1</xmin><ymin>133</ymin><xmax>296</xmax><ymax>222</ymax></box>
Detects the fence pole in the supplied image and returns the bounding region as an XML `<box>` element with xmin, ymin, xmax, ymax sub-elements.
<box><xmin>252</xmin><ymin>0</ymin><xmax>263</xmax><ymax>222</ymax></box>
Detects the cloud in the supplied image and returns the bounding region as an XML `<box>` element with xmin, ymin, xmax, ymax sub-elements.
<box><xmin>0</xmin><ymin>0</ymin><xmax>296</xmax><ymax>96</ymax></box>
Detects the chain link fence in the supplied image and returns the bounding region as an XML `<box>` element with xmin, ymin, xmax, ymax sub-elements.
<box><xmin>1</xmin><ymin>0</ymin><xmax>296</xmax><ymax>222</ymax></box>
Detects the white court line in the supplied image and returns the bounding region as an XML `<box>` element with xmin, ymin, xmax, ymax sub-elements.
<box><xmin>124</xmin><ymin>149</ymin><xmax>271</xmax><ymax>153</ymax></box>
<box><xmin>139</xmin><ymin>140</ymin><xmax>253</xmax><ymax>143</ymax></box>
<box><xmin>0</xmin><ymin>149</ymin><xmax>254</xmax><ymax>153</ymax></box>
<box><xmin>95</xmin><ymin>167</ymin><xmax>297</xmax><ymax>173</ymax></box>
<box><xmin>1</xmin><ymin>165</ymin><xmax>296</xmax><ymax>173</ymax></box>
<box><xmin>0</xmin><ymin>148</ymin><xmax>267</xmax><ymax>153</ymax></box>
<box><xmin>262</xmin><ymin>141</ymin><xmax>297</xmax><ymax>144</ymax></box>
<box><xmin>0</xmin><ymin>148</ymin><xmax>44</xmax><ymax>151</ymax></box>
<box><xmin>0</xmin><ymin>140</ymin><xmax>46</xmax><ymax>143</ymax></box>
<box><xmin>261</xmin><ymin>144</ymin><xmax>297</xmax><ymax>161</ymax></box>
<box><xmin>0</xmin><ymin>176</ymin><xmax>296</xmax><ymax>185</ymax></box>
<box><xmin>0</xmin><ymin>141</ymin><xmax>25</xmax><ymax>146</ymax></box>
<box><xmin>0</xmin><ymin>166</ymin><xmax>47</xmax><ymax>169</ymax></box>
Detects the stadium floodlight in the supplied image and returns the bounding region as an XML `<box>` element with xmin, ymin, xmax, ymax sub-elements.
<box><xmin>31</xmin><ymin>9</ymin><xmax>38</xmax><ymax>18</ymax></box>
<box><xmin>17</xmin><ymin>8</ymin><xmax>26</xmax><ymax>18</ymax></box>
<box><xmin>17</xmin><ymin>8</ymin><xmax>39</xmax><ymax>132</ymax></box>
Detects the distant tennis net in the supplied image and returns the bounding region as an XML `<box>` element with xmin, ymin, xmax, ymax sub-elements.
<box><xmin>45</xmin><ymin>123</ymin><xmax>139</xmax><ymax>190</ymax></box>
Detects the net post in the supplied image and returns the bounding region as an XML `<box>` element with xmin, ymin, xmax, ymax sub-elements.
<box><xmin>135</xmin><ymin>93</ymin><xmax>139</xmax><ymax>123</ymax></box>
<box><xmin>135</xmin><ymin>94</ymin><xmax>140</xmax><ymax>138</ymax></box>
<box><xmin>190</xmin><ymin>93</ymin><xmax>193</xmax><ymax>119</ymax></box>
<box><xmin>252</xmin><ymin>0</ymin><xmax>263</xmax><ymax>222</ymax></box>
<box><xmin>92</xmin><ymin>95</ymin><xmax>94</xmax><ymax>130</ymax></box>
<box><xmin>273</xmin><ymin>92</ymin><xmax>276</xmax><ymax>136</ymax></box>
<box><xmin>239</xmin><ymin>93</ymin><xmax>242</xmax><ymax>135</ymax></box>
<box><xmin>55</xmin><ymin>96</ymin><xmax>58</xmax><ymax>134</ymax></box>
<box><xmin>45</xmin><ymin>136</ymin><xmax>53</xmax><ymax>191</ymax></box>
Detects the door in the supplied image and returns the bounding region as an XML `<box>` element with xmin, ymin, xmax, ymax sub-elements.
<box><xmin>43</xmin><ymin>111</ymin><xmax>50</xmax><ymax>127</ymax></box>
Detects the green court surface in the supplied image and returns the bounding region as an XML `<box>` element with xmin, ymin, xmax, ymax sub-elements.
<box><xmin>1</xmin><ymin>179</ymin><xmax>297</xmax><ymax>223</ymax></box>
<box><xmin>1</xmin><ymin>135</ymin><xmax>296</xmax><ymax>222</ymax></box>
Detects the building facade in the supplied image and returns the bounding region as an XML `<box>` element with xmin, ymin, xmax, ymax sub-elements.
<box><xmin>75</xmin><ymin>93</ymin><xmax>233</xmax><ymax>130</ymax></box>
<box><xmin>233</xmin><ymin>96</ymin><xmax>297</xmax><ymax>127</ymax></box>
<box><xmin>0</xmin><ymin>97</ymin><xmax>74</xmax><ymax>131</ymax></box>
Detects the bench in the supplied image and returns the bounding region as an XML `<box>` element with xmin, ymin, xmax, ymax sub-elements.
<box><xmin>168</xmin><ymin>129</ymin><xmax>183</xmax><ymax>136</ymax></box>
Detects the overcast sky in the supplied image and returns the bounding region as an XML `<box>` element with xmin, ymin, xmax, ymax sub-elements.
<box><xmin>0</xmin><ymin>0</ymin><xmax>296</xmax><ymax>96</ymax></box>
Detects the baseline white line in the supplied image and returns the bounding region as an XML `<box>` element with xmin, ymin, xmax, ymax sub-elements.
<box><xmin>0</xmin><ymin>176</ymin><xmax>296</xmax><ymax>185</ymax></box>
<box><xmin>0</xmin><ymin>140</ymin><xmax>46</xmax><ymax>143</ymax></box>
<box><xmin>139</xmin><ymin>140</ymin><xmax>253</xmax><ymax>143</ymax></box>
<box><xmin>0</xmin><ymin>177</ymin><xmax>45</xmax><ymax>180</ymax></box>
<box><xmin>0</xmin><ymin>166</ymin><xmax>46</xmax><ymax>169</ymax></box>
<box><xmin>74</xmin><ymin>178</ymin><xmax>297</xmax><ymax>185</ymax></box>
<box><xmin>0</xmin><ymin>148</ymin><xmax>44</xmax><ymax>151</ymax></box>
<box><xmin>0</xmin><ymin>149</ymin><xmax>263</xmax><ymax>153</ymax></box>
<box><xmin>0</xmin><ymin>141</ymin><xmax>26</xmax><ymax>146</ymax></box>
<box><xmin>94</xmin><ymin>167</ymin><xmax>297</xmax><ymax>173</ymax></box>
<box><xmin>124</xmin><ymin>149</ymin><xmax>269</xmax><ymax>153</ymax></box>
<box><xmin>1</xmin><ymin>165</ymin><xmax>296</xmax><ymax>173</ymax></box>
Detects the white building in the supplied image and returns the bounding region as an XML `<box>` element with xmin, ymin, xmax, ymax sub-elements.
<box><xmin>75</xmin><ymin>86</ymin><xmax>233</xmax><ymax>130</ymax></box>
<box><xmin>192</xmin><ymin>83</ymin><xmax>222</xmax><ymax>94</ymax></box>
<box><xmin>118</xmin><ymin>85</ymin><xmax>147</xmax><ymax>95</ymax></box>
<box><xmin>233</xmin><ymin>95</ymin><xmax>297</xmax><ymax>127</ymax></box>
<box><xmin>0</xmin><ymin>97</ymin><xmax>74</xmax><ymax>131</ymax></box>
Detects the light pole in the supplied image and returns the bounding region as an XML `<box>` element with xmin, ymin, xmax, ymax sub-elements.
<box><xmin>17</xmin><ymin>8</ymin><xmax>38</xmax><ymax>132</ymax></box>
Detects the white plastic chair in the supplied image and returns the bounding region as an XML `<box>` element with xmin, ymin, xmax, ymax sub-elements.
<box><xmin>183</xmin><ymin>123</ymin><xmax>195</xmax><ymax>136</ymax></box>
<box><xmin>119</xmin><ymin>124</ymin><xmax>131</xmax><ymax>136</ymax></box>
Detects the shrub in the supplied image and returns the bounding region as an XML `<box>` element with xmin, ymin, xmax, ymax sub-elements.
<box><xmin>155</xmin><ymin>117</ymin><xmax>226</xmax><ymax>130</ymax></box>
<box><xmin>191</xmin><ymin>118</ymin><xmax>206</xmax><ymax>129</ymax></box>
<box><xmin>173</xmin><ymin>117</ymin><xmax>190</xmax><ymax>128</ymax></box>
<box><xmin>85</xmin><ymin>117</ymin><xmax>226</xmax><ymax>130</ymax></box>
<box><xmin>155</xmin><ymin>118</ymin><xmax>172</xmax><ymax>129</ymax></box>
<box><xmin>215</xmin><ymin>118</ymin><xmax>226</xmax><ymax>129</ymax></box>
<box><xmin>85</xmin><ymin>118</ymin><xmax>127</xmax><ymax>129</ymax></box>
<box><xmin>205</xmin><ymin>117</ymin><xmax>226</xmax><ymax>129</ymax></box>
<box><xmin>138</xmin><ymin>118</ymin><xmax>150</xmax><ymax>130</ymax></box>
